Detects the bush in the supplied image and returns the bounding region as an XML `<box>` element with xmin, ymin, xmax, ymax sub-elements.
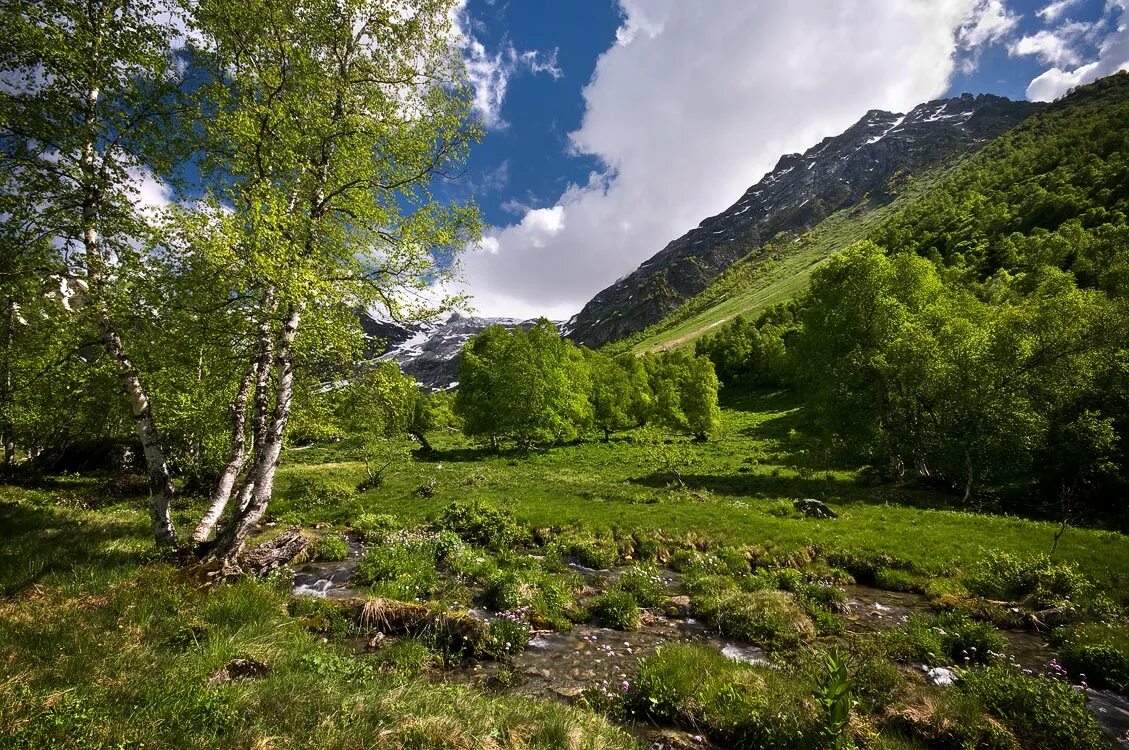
<box><xmin>629</xmin><ymin>644</ymin><xmax>820</xmax><ymax>749</ymax></box>
<box><xmin>669</xmin><ymin>549</ymin><xmax>747</xmax><ymax>577</ymax></box>
<box><xmin>435</xmin><ymin>499</ymin><xmax>524</xmax><ymax>550</ymax></box>
<box><xmin>958</xmin><ymin>666</ymin><xmax>1108</xmax><ymax>750</ymax></box>
<box><xmin>353</xmin><ymin>532</ymin><xmax>440</xmax><ymax>601</ymax></box>
<box><xmin>1058</xmin><ymin>621</ymin><xmax>1129</xmax><ymax>694</ymax></box>
<box><xmin>351</xmin><ymin>512</ymin><xmax>398</xmax><ymax>542</ymax></box>
<box><xmin>558</xmin><ymin>533</ymin><xmax>620</xmax><ymax>570</ymax></box>
<box><xmin>965</xmin><ymin>551</ymin><xmax>1094</xmax><ymax>608</ymax></box>
<box><xmin>481</xmin><ymin>568</ymin><xmax>578</xmax><ymax>630</ymax></box>
<box><xmin>310</xmin><ymin>534</ymin><xmax>349</xmax><ymax>562</ymax></box>
<box><xmin>488</xmin><ymin>613</ymin><xmax>533</xmax><ymax>657</ymax></box>
<box><xmin>592</xmin><ymin>591</ymin><xmax>641</xmax><ymax>631</ymax></box>
<box><xmin>614</xmin><ymin>564</ymin><xmax>666</xmax><ymax>607</ymax></box>
<box><xmin>693</xmin><ymin>590</ymin><xmax>815</xmax><ymax>648</ymax></box>
<box><xmin>885</xmin><ymin>611</ymin><xmax>1007</xmax><ymax>666</ymax></box>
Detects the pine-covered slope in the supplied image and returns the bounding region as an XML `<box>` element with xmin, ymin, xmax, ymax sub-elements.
<box><xmin>566</xmin><ymin>93</ymin><xmax>1042</xmax><ymax>349</ymax></box>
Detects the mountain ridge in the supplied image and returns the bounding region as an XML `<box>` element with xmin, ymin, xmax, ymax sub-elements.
<box><xmin>565</xmin><ymin>92</ymin><xmax>1044</xmax><ymax>349</ymax></box>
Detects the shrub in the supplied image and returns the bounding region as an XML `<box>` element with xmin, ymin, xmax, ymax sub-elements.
<box><xmin>435</xmin><ymin>499</ymin><xmax>523</xmax><ymax>550</ymax></box>
<box><xmin>614</xmin><ymin>564</ymin><xmax>666</xmax><ymax>607</ymax></box>
<box><xmin>629</xmin><ymin>644</ymin><xmax>820</xmax><ymax>749</ymax></box>
<box><xmin>669</xmin><ymin>549</ymin><xmax>746</xmax><ymax>577</ymax></box>
<box><xmin>965</xmin><ymin>550</ymin><xmax>1094</xmax><ymax>608</ymax></box>
<box><xmin>1058</xmin><ymin>621</ymin><xmax>1129</xmax><ymax>694</ymax></box>
<box><xmin>592</xmin><ymin>591</ymin><xmax>641</xmax><ymax>631</ymax></box>
<box><xmin>488</xmin><ymin>613</ymin><xmax>533</xmax><ymax>657</ymax></box>
<box><xmin>482</xmin><ymin>568</ymin><xmax>578</xmax><ymax>630</ymax></box>
<box><xmin>310</xmin><ymin>534</ymin><xmax>349</xmax><ymax>562</ymax></box>
<box><xmin>958</xmin><ymin>666</ymin><xmax>1107</xmax><ymax>750</ymax></box>
<box><xmin>693</xmin><ymin>590</ymin><xmax>815</xmax><ymax>648</ymax></box>
<box><xmin>558</xmin><ymin>533</ymin><xmax>620</xmax><ymax>570</ymax></box>
<box><xmin>353</xmin><ymin>532</ymin><xmax>440</xmax><ymax>601</ymax></box>
<box><xmin>351</xmin><ymin>512</ymin><xmax>398</xmax><ymax>542</ymax></box>
<box><xmin>885</xmin><ymin>611</ymin><xmax>1007</xmax><ymax>666</ymax></box>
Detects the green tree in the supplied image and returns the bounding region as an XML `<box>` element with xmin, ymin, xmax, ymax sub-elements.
<box><xmin>456</xmin><ymin>321</ymin><xmax>591</xmax><ymax>450</ymax></box>
<box><xmin>182</xmin><ymin>0</ymin><xmax>480</xmax><ymax>562</ymax></box>
<box><xmin>1</xmin><ymin>0</ymin><xmax>187</xmax><ymax>543</ymax></box>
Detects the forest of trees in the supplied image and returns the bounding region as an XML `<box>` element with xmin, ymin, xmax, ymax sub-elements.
<box><xmin>453</xmin><ymin>320</ymin><xmax>720</xmax><ymax>449</ymax></box>
<box><xmin>694</xmin><ymin>74</ymin><xmax>1129</xmax><ymax>520</ymax></box>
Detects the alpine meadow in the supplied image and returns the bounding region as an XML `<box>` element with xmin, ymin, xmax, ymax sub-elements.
<box><xmin>3</xmin><ymin>2</ymin><xmax>1129</xmax><ymax>750</ymax></box>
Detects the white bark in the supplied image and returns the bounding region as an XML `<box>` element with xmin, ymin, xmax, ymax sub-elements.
<box><xmin>191</xmin><ymin>361</ymin><xmax>257</xmax><ymax>544</ymax></box>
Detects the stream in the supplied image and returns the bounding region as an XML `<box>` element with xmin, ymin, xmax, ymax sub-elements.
<box><xmin>291</xmin><ymin>551</ymin><xmax>1129</xmax><ymax>747</ymax></box>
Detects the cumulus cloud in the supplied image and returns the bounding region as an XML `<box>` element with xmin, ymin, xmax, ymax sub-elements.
<box><xmin>452</xmin><ymin>0</ymin><xmax>1019</xmax><ymax>319</ymax></box>
<box><xmin>1024</xmin><ymin>0</ymin><xmax>1129</xmax><ymax>100</ymax></box>
<box><xmin>1010</xmin><ymin>28</ymin><xmax>1085</xmax><ymax>66</ymax></box>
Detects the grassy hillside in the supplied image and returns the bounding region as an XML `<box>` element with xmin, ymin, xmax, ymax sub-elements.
<box><xmin>611</xmin><ymin>174</ymin><xmax>943</xmax><ymax>355</ymax></box>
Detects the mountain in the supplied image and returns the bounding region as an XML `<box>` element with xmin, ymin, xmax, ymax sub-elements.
<box><xmin>566</xmin><ymin>93</ymin><xmax>1043</xmax><ymax>349</ymax></box>
<box><xmin>361</xmin><ymin>312</ymin><xmax>563</xmax><ymax>390</ymax></box>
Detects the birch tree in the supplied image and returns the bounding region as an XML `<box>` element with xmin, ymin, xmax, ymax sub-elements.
<box><xmin>0</xmin><ymin>0</ymin><xmax>185</xmax><ymax>544</ymax></box>
<box><xmin>184</xmin><ymin>0</ymin><xmax>480</xmax><ymax>566</ymax></box>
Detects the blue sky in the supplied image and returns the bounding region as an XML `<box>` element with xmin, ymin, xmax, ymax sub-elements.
<box><xmin>442</xmin><ymin>0</ymin><xmax>1129</xmax><ymax>319</ymax></box>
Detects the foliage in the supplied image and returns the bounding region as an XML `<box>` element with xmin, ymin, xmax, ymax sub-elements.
<box><xmin>965</xmin><ymin>550</ymin><xmax>1095</xmax><ymax>608</ymax></box>
<box><xmin>455</xmin><ymin>321</ymin><xmax>592</xmax><ymax>449</ymax></box>
<box><xmin>309</xmin><ymin>534</ymin><xmax>349</xmax><ymax>562</ymax></box>
<box><xmin>591</xmin><ymin>590</ymin><xmax>642</xmax><ymax>631</ymax></box>
<box><xmin>696</xmin><ymin>309</ymin><xmax>793</xmax><ymax>388</ymax></box>
<box><xmin>693</xmin><ymin>589</ymin><xmax>816</xmax><ymax>648</ymax></box>
<box><xmin>434</xmin><ymin>498</ymin><xmax>524</xmax><ymax>550</ymax></box>
<box><xmin>817</xmin><ymin>650</ymin><xmax>855</xmax><ymax>750</ymax></box>
<box><xmin>613</xmin><ymin>563</ymin><xmax>667</xmax><ymax>607</ymax></box>
<box><xmin>629</xmin><ymin>644</ymin><xmax>821</xmax><ymax>750</ymax></box>
<box><xmin>1058</xmin><ymin>620</ymin><xmax>1129</xmax><ymax>694</ymax></box>
<box><xmin>958</xmin><ymin>666</ymin><xmax>1108</xmax><ymax>750</ymax></box>
<box><xmin>885</xmin><ymin>611</ymin><xmax>1007</xmax><ymax>667</ymax></box>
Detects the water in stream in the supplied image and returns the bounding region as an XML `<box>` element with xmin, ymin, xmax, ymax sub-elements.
<box><xmin>291</xmin><ymin>557</ymin><xmax>1129</xmax><ymax>747</ymax></box>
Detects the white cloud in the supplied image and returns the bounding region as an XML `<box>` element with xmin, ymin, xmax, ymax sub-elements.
<box><xmin>958</xmin><ymin>0</ymin><xmax>1022</xmax><ymax>47</ymax></box>
<box><xmin>1025</xmin><ymin>0</ymin><xmax>1129</xmax><ymax>100</ymax></box>
<box><xmin>1010</xmin><ymin>29</ymin><xmax>1084</xmax><ymax>66</ymax></box>
<box><xmin>1037</xmin><ymin>0</ymin><xmax>1084</xmax><ymax>23</ymax></box>
<box><xmin>453</xmin><ymin>5</ymin><xmax>563</xmax><ymax>129</ymax></box>
<box><xmin>453</xmin><ymin>0</ymin><xmax>1018</xmax><ymax>319</ymax></box>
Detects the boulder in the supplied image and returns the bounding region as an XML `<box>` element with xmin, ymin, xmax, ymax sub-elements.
<box><xmin>794</xmin><ymin>499</ymin><xmax>838</xmax><ymax>519</ymax></box>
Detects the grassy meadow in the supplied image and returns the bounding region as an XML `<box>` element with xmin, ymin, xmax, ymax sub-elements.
<box><xmin>3</xmin><ymin>387</ymin><xmax>1129</xmax><ymax>749</ymax></box>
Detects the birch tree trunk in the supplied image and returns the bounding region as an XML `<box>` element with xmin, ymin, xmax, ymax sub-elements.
<box><xmin>81</xmin><ymin>77</ymin><xmax>178</xmax><ymax>547</ymax></box>
<box><xmin>1</xmin><ymin>297</ymin><xmax>13</xmax><ymax>467</ymax></box>
<box><xmin>190</xmin><ymin>361</ymin><xmax>257</xmax><ymax>544</ymax></box>
<box><xmin>211</xmin><ymin>304</ymin><xmax>302</xmax><ymax>564</ymax></box>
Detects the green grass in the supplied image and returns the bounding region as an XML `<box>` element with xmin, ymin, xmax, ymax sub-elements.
<box><xmin>606</xmin><ymin>165</ymin><xmax>957</xmax><ymax>357</ymax></box>
<box><xmin>275</xmin><ymin>389</ymin><xmax>1129</xmax><ymax>602</ymax></box>
<box><xmin>3</xmin><ymin>388</ymin><xmax>1128</xmax><ymax>749</ymax></box>
<box><xmin>0</xmin><ymin>491</ymin><xmax>633</xmax><ymax>750</ymax></box>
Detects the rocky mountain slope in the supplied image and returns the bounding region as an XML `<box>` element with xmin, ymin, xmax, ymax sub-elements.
<box><xmin>566</xmin><ymin>93</ymin><xmax>1043</xmax><ymax>348</ymax></box>
<box><xmin>361</xmin><ymin>312</ymin><xmax>562</xmax><ymax>390</ymax></box>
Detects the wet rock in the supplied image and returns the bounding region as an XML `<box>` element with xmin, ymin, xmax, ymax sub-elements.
<box><xmin>207</xmin><ymin>658</ymin><xmax>269</xmax><ymax>687</ymax></box>
<box><xmin>642</xmin><ymin>728</ymin><xmax>707</xmax><ymax>749</ymax></box>
<box><xmin>794</xmin><ymin>499</ymin><xmax>837</xmax><ymax>518</ymax></box>
<box><xmin>665</xmin><ymin>595</ymin><xmax>692</xmax><ymax>617</ymax></box>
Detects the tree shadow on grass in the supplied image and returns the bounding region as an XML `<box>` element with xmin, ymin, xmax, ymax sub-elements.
<box><xmin>0</xmin><ymin>494</ymin><xmax>149</xmax><ymax>597</ymax></box>
<box><xmin>629</xmin><ymin>470</ymin><xmax>856</xmax><ymax>501</ymax></box>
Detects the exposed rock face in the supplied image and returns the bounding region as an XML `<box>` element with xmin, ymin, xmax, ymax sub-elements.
<box><xmin>566</xmin><ymin>93</ymin><xmax>1042</xmax><ymax>348</ymax></box>
<box><xmin>361</xmin><ymin>312</ymin><xmax>565</xmax><ymax>390</ymax></box>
